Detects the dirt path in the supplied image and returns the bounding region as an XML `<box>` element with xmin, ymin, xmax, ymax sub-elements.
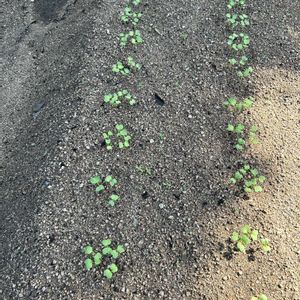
<box><xmin>1</xmin><ymin>1</ymin><xmax>299</xmax><ymax>299</ymax></box>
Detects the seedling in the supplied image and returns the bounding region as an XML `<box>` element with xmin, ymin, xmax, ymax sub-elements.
<box><xmin>229</xmin><ymin>55</ymin><xmax>254</xmax><ymax>78</ymax></box>
<box><xmin>103</xmin><ymin>124</ymin><xmax>132</xmax><ymax>150</ymax></box>
<box><xmin>83</xmin><ymin>245</ymin><xmax>102</xmax><ymax>270</ymax></box>
<box><xmin>227</xmin><ymin>0</ymin><xmax>245</xmax><ymax>9</ymax></box>
<box><xmin>227</xmin><ymin>33</ymin><xmax>250</xmax><ymax>51</ymax></box>
<box><xmin>121</xmin><ymin>7</ymin><xmax>142</xmax><ymax>26</ymax></box>
<box><xmin>83</xmin><ymin>240</ymin><xmax>125</xmax><ymax>279</ymax></box>
<box><xmin>108</xmin><ymin>194</ymin><xmax>120</xmax><ymax>207</ymax></box>
<box><xmin>112</xmin><ymin>57</ymin><xmax>141</xmax><ymax>75</ymax></box>
<box><xmin>238</xmin><ymin>66</ymin><xmax>254</xmax><ymax>78</ymax></box>
<box><xmin>119</xmin><ymin>30</ymin><xmax>143</xmax><ymax>47</ymax></box>
<box><xmin>229</xmin><ymin>164</ymin><xmax>266</xmax><ymax>193</ymax></box>
<box><xmin>226</xmin><ymin>123</ymin><xmax>246</xmax><ymax>151</ymax></box>
<box><xmin>249</xmin><ymin>125</ymin><xmax>259</xmax><ymax>144</ymax></box>
<box><xmin>231</xmin><ymin>225</ymin><xmax>258</xmax><ymax>253</ymax></box>
<box><xmin>136</xmin><ymin>165</ymin><xmax>152</xmax><ymax>176</ymax></box>
<box><xmin>224</xmin><ymin>96</ymin><xmax>253</xmax><ymax>112</ymax></box>
<box><xmin>231</xmin><ymin>225</ymin><xmax>271</xmax><ymax>253</ymax></box>
<box><xmin>251</xmin><ymin>294</ymin><xmax>267</xmax><ymax>300</ymax></box>
<box><xmin>132</xmin><ymin>0</ymin><xmax>141</xmax><ymax>5</ymax></box>
<box><xmin>90</xmin><ymin>175</ymin><xmax>118</xmax><ymax>193</ymax></box>
<box><xmin>227</xmin><ymin>123</ymin><xmax>259</xmax><ymax>150</ymax></box>
<box><xmin>226</xmin><ymin>13</ymin><xmax>249</xmax><ymax>28</ymax></box>
<box><xmin>104</xmin><ymin>90</ymin><xmax>136</xmax><ymax>106</ymax></box>
<box><xmin>90</xmin><ymin>175</ymin><xmax>120</xmax><ymax>206</ymax></box>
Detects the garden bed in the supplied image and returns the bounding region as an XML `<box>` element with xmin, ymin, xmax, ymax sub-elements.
<box><xmin>1</xmin><ymin>0</ymin><xmax>299</xmax><ymax>299</ymax></box>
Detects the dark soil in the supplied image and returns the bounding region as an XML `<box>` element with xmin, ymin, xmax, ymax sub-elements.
<box><xmin>1</xmin><ymin>0</ymin><xmax>299</xmax><ymax>299</ymax></box>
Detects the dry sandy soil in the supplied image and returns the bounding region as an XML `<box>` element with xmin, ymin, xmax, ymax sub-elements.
<box><xmin>1</xmin><ymin>0</ymin><xmax>299</xmax><ymax>299</ymax></box>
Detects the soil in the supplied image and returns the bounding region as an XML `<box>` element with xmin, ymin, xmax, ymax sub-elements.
<box><xmin>0</xmin><ymin>0</ymin><xmax>299</xmax><ymax>299</ymax></box>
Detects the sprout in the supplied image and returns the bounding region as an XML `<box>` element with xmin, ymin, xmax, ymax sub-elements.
<box><xmin>229</xmin><ymin>164</ymin><xmax>266</xmax><ymax>193</ymax></box>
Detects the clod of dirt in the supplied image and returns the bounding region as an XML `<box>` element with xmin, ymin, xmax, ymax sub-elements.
<box><xmin>154</xmin><ymin>93</ymin><xmax>165</xmax><ymax>106</ymax></box>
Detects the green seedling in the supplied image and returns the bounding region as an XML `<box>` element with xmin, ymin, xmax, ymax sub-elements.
<box><xmin>108</xmin><ymin>194</ymin><xmax>120</xmax><ymax>207</ymax></box>
<box><xmin>83</xmin><ymin>245</ymin><xmax>102</xmax><ymax>270</ymax></box>
<box><xmin>237</xmin><ymin>66</ymin><xmax>254</xmax><ymax>78</ymax></box>
<box><xmin>224</xmin><ymin>96</ymin><xmax>253</xmax><ymax>112</ymax></box>
<box><xmin>226</xmin><ymin>13</ymin><xmax>249</xmax><ymax>28</ymax></box>
<box><xmin>112</xmin><ymin>61</ymin><xmax>130</xmax><ymax>75</ymax></box>
<box><xmin>119</xmin><ymin>30</ymin><xmax>143</xmax><ymax>47</ymax></box>
<box><xmin>227</xmin><ymin>123</ymin><xmax>246</xmax><ymax>151</ymax></box>
<box><xmin>227</xmin><ymin>33</ymin><xmax>250</xmax><ymax>51</ymax></box>
<box><xmin>229</xmin><ymin>164</ymin><xmax>266</xmax><ymax>193</ymax></box>
<box><xmin>136</xmin><ymin>165</ymin><xmax>152</xmax><ymax>176</ymax></box>
<box><xmin>227</xmin><ymin>0</ymin><xmax>245</xmax><ymax>9</ymax></box>
<box><xmin>104</xmin><ymin>90</ymin><xmax>136</xmax><ymax>106</ymax></box>
<box><xmin>249</xmin><ymin>125</ymin><xmax>259</xmax><ymax>144</ymax></box>
<box><xmin>112</xmin><ymin>57</ymin><xmax>141</xmax><ymax>75</ymax></box>
<box><xmin>90</xmin><ymin>175</ymin><xmax>120</xmax><ymax>206</ymax></box>
<box><xmin>227</xmin><ymin>123</ymin><xmax>259</xmax><ymax>150</ymax></box>
<box><xmin>251</xmin><ymin>294</ymin><xmax>267</xmax><ymax>300</ymax></box>
<box><xmin>231</xmin><ymin>225</ymin><xmax>271</xmax><ymax>253</ymax></box>
<box><xmin>103</xmin><ymin>124</ymin><xmax>132</xmax><ymax>151</ymax></box>
<box><xmin>121</xmin><ymin>6</ymin><xmax>142</xmax><ymax>26</ymax></box>
<box><xmin>83</xmin><ymin>240</ymin><xmax>125</xmax><ymax>279</ymax></box>
<box><xmin>229</xmin><ymin>55</ymin><xmax>254</xmax><ymax>78</ymax></box>
<box><xmin>231</xmin><ymin>225</ymin><xmax>258</xmax><ymax>253</ymax></box>
<box><xmin>90</xmin><ymin>175</ymin><xmax>118</xmax><ymax>193</ymax></box>
<box><xmin>132</xmin><ymin>0</ymin><xmax>141</xmax><ymax>5</ymax></box>
<box><xmin>127</xmin><ymin>56</ymin><xmax>141</xmax><ymax>70</ymax></box>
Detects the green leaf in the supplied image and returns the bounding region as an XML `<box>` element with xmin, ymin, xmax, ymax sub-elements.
<box><xmin>241</xmin><ymin>224</ymin><xmax>250</xmax><ymax>234</ymax></box>
<box><xmin>259</xmin><ymin>294</ymin><xmax>268</xmax><ymax>300</ymax></box>
<box><xmin>116</xmin><ymin>124</ymin><xmax>124</xmax><ymax>131</ymax></box>
<box><xmin>109</xmin><ymin>263</ymin><xmax>118</xmax><ymax>273</ymax></box>
<box><xmin>102</xmin><ymin>247</ymin><xmax>113</xmax><ymax>255</ymax></box>
<box><xmin>231</xmin><ymin>231</ymin><xmax>239</xmax><ymax>242</ymax></box>
<box><xmin>251</xmin><ymin>168</ymin><xmax>259</xmax><ymax>176</ymax></box>
<box><xmin>254</xmin><ymin>185</ymin><xmax>263</xmax><ymax>193</ymax></box>
<box><xmin>90</xmin><ymin>176</ymin><xmax>100</xmax><ymax>185</ymax></box>
<box><xmin>93</xmin><ymin>252</ymin><xmax>102</xmax><ymax>266</ymax></box>
<box><xmin>102</xmin><ymin>239</ymin><xmax>112</xmax><ymax>247</ymax></box>
<box><xmin>235</xmin><ymin>144</ymin><xmax>244</xmax><ymax>151</ymax></box>
<box><xmin>96</xmin><ymin>185</ymin><xmax>105</xmax><ymax>193</ymax></box>
<box><xmin>116</xmin><ymin>245</ymin><xmax>125</xmax><ymax>254</ymax></box>
<box><xmin>84</xmin><ymin>245</ymin><xmax>93</xmax><ymax>255</ymax></box>
<box><xmin>229</xmin><ymin>177</ymin><xmax>237</xmax><ymax>184</ymax></box>
<box><xmin>243</xmin><ymin>164</ymin><xmax>250</xmax><ymax>171</ymax></box>
<box><xmin>258</xmin><ymin>176</ymin><xmax>266</xmax><ymax>183</ymax></box>
<box><xmin>261</xmin><ymin>239</ymin><xmax>271</xmax><ymax>252</ymax></box>
<box><xmin>227</xmin><ymin>124</ymin><xmax>234</xmax><ymax>132</ymax></box>
<box><xmin>240</xmin><ymin>234</ymin><xmax>251</xmax><ymax>246</ymax></box>
<box><xmin>111</xmin><ymin>250</ymin><xmax>119</xmax><ymax>259</ymax></box>
<box><xmin>251</xmin><ymin>297</ymin><xmax>258</xmax><ymax>300</ymax></box>
<box><xmin>108</xmin><ymin>200</ymin><xmax>115</xmax><ymax>206</ymax></box>
<box><xmin>104</xmin><ymin>269</ymin><xmax>113</xmax><ymax>279</ymax></box>
<box><xmin>251</xmin><ymin>230</ymin><xmax>259</xmax><ymax>241</ymax></box>
<box><xmin>85</xmin><ymin>258</ymin><xmax>93</xmax><ymax>270</ymax></box>
<box><xmin>105</xmin><ymin>175</ymin><xmax>112</xmax><ymax>183</ymax></box>
<box><xmin>235</xmin><ymin>124</ymin><xmax>245</xmax><ymax>133</ymax></box>
<box><xmin>237</xmin><ymin>241</ymin><xmax>246</xmax><ymax>252</ymax></box>
<box><xmin>234</xmin><ymin>171</ymin><xmax>243</xmax><ymax>180</ymax></box>
<box><xmin>244</xmin><ymin>187</ymin><xmax>252</xmax><ymax>193</ymax></box>
<box><xmin>110</xmin><ymin>178</ymin><xmax>118</xmax><ymax>186</ymax></box>
<box><xmin>110</xmin><ymin>194</ymin><xmax>119</xmax><ymax>201</ymax></box>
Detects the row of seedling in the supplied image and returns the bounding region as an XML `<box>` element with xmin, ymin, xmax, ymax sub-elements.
<box><xmin>226</xmin><ymin>2</ymin><xmax>269</xmax><ymax>300</ymax></box>
<box><xmin>83</xmin><ymin>0</ymin><xmax>144</xmax><ymax>279</ymax></box>
<box><xmin>225</xmin><ymin>0</ymin><xmax>265</xmax><ymax>194</ymax></box>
